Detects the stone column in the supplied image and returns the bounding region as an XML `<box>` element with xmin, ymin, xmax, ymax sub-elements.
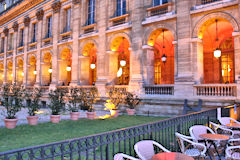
<box><xmin>12</xmin><ymin>23</ymin><xmax>18</xmax><ymax>85</ymax></box>
<box><xmin>3</xmin><ymin>28</ymin><xmax>8</xmax><ymax>84</ymax></box>
<box><xmin>95</xmin><ymin>0</ymin><xmax>108</xmax><ymax>97</ymax></box>
<box><xmin>70</xmin><ymin>2</ymin><xmax>80</xmax><ymax>86</ymax></box>
<box><xmin>128</xmin><ymin>0</ymin><xmax>144</xmax><ymax>94</ymax></box>
<box><xmin>35</xmin><ymin>9</ymin><xmax>44</xmax><ymax>87</ymax></box>
<box><xmin>79</xmin><ymin>56</ymin><xmax>90</xmax><ymax>85</ymax></box>
<box><xmin>50</xmin><ymin>1</ymin><xmax>61</xmax><ymax>89</ymax></box>
<box><xmin>142</xmin><ymin>45</ymin><xmax>155</xmax><ymax>85</ymax></box>
<box><xmin>232</xmin><ymin>32</ymin><xmax>240</xmax><ymax>98</ymax></box>
<box><xmin>191</xmin><ymin>38</ymin><xmax>203</xmax><ymax>84</ymax></box>
<box><xmin>23</xmin><ymin>16</ymin><xmax>30</xmax><ymax>86</ymax></box>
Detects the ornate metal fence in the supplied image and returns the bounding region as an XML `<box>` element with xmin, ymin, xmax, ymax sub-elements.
<box><xmin>0</xmin><ymin>107</ymin><xmax>222</xmax><ymax>160</ymax></box>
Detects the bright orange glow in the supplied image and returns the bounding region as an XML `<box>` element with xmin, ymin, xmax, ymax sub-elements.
<box><xmin>34</xmin><ymin>111</ymin><xmax>46</xmax><ymax>114</ymax></box>
<box><xmin>98</xmin><ymin>100</ymin><xmax>118</xmax><ymax>119</ymax></box>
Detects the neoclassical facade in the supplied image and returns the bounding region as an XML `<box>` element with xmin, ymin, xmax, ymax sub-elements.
<box><xmin>0</xmin><ymin>0</ymin><xmax>240</xmax><ymax>114</ymax></box>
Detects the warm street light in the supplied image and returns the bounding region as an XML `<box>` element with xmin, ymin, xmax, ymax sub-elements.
<box><xmin>48</xmin><ymin>68</ymin><xmax>52</xmax><ymax>73</ymax></box>
<box><xmin>33</xmin><ymin>70</ymin><xmax>37</xmax><ymax>75</ymax></box>
<box><xmin>214</xmin><ymin>19</ymin><xmax>221</xmax><ymax>58</ymax></box>
<box><xmin>120</xmin><ymin>59</ymin><xmax>126</xmax><ymax>67</ymax></box>
<box><xmin>161</xmin><ymin>54</ymin><xmax>167</xmax><ymax>63</ymax></box>
<box><xmin>66</xmin><ymin>66</ymin><xmax>71</xmax><ymax>72</ymax></box>
<box><xmin>90</xmin><ymin>63</ymin><xmax>96</xmax><ymax>69</ymax></box>
<box><xmin>117</xmin><ymin>67</ymin><xmax>123</xmax><ymax>77</ymax></box>
<box><xmin>21</xmin><ymin>72</ymin><xmax>24</xmax><ymax>76</ymax></box>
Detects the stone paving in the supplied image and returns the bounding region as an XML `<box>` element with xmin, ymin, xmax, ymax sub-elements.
<box><xmin>0</xmin><ymin>107</ymin><xmax>111</xmax><ymax>127</ymax></box>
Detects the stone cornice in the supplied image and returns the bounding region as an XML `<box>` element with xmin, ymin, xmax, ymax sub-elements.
<box><xmin>0</xmin><ymin>0</ymin><xmax>45</xmax><ymax>27</ymax></box>
<box><xmin>72</xmin><ymin>0</ymin><xmax>81</xmax><ymax>5</ymax></box>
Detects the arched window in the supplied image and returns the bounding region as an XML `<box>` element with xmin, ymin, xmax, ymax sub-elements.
<box><xmin>87</xmin><ymin>0</ymin><xmax>95</xmax><ymax>25</ymax></box>
<box><xmin>116</xmin><ymin>0</ymin><xmax>126</xmax><ymax>16</ymax></box>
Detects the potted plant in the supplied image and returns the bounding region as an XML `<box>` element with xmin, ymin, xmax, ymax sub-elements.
<box><xmin>107</xmin><ymin>87</ymin><xmax>126</xmax><ymax>117</ymax></box>
<box><xmin>48</xmin><ymin>88</ymin><xmax>65</xmax><ymax>123</ymax></box>
<box><xmin>67</xmin><ymin>87</ymin><xmax>80</xmax><ymax>121</ymax></box>
<box><xmin>24</xmin><ymin>87</ymin><xmax>42</xmax><ymax>125</ymax></box>
<box><xmin>125</xmin><ymin>92</ymin><xmax>140</xmax><ymax>115</ymax></box>
<box><xmin>2</xmin><ymin>84</ymin><xmax>24</xmax><ymax>129</ymax></box>
<box><xmin>85</xmin><ymin>87</ymin><xmax>98</xmax><ymax>120</ymax></box>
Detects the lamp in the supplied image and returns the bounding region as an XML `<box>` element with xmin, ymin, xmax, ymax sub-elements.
<box><xmin>90</xmin><ymin>63</ymin><xmax>96</xmax><ymax>69</ymax></box>
<box><xmin>120</xmin><ymin>59</ymin><xmax>126</xmax><ymax>67</ymax></box>
<box><xmin>21</xmin><ymin>72</ymin><xmax>24</xmax><ymax>76</ymax></box>
<box><xmin>66</xmin><ymin>66</ymin><xmax>71</xmax><ymax>72</ymax></box>
<box><xmin>161</xmin><ymin>30</ymin><xmax>167</xmax><ymax>63</ymax></box>
<box><xmin>33</xmin><ymin>70</ymin><xmax>37</xmax><ymax>75</ymax></box>
<box><xmin>161</xmin><ymin>54</ymin><xmax>167</xmax><ymax>63</ymax></box>
<box><xmin>48</xmin><ymin>68</ymin><xmax>52</xmax><ymax>73</ymax></box>
<box><xmin>214</xmin><ymin>19</ymin><xmax>221</xmax><ymax>58</ymax></box>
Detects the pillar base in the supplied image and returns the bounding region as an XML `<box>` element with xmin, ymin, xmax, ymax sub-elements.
<box><xmin>95</xmin><ymin>78</ymin><xmax>107</xmax><ymax>98</ymax></box>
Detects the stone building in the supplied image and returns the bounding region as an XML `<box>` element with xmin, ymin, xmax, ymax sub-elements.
<box><xmin>0</xmin><ymin>0</ymin><xmax>239</xmax><ymax>115</ymax></box>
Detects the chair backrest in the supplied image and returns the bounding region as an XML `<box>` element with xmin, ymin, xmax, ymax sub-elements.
<box><xmin>210</xmin><ymin>121</ymin><xmax>234</xmax><ymax>138</ymax></box>
<box><xmin>134</xmin><ymin>140</ymin><xmax>169</xmax><ymax>160</ymax></box>
<box><xmin>226</xmin><ymin>146</ymin><xmax>240</xmax><ymax>159</ymax></box>
<box><xmin>114</xmin><ymin>153</ymin><xmax>139</xmax><ymax>160</ymax></box>
<box><xmin>175</xmin><ymin>132</ymin><xmax>187</xmax><ymax>153</ymax></box>
<box><xmin>219</xmin><ymin>117</ymin><xmax>232</xmax><ymax>125</ymax></box>
<box><xmin>189</xmin><ymin>125</ymin><xmax>215</xmax><ymax>142</ymax></box>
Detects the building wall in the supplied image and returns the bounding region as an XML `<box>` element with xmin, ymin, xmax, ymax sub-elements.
<box><xmin>0</xmin><ymin>0</ymin><xmax>239</xmax><ymax>115</ymax></box>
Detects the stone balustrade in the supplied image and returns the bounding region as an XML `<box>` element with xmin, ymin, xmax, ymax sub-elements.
<box><xmin>144</xmin><ymin>85</ymin><xmax>174</xmax><ymax>95</ymax></box>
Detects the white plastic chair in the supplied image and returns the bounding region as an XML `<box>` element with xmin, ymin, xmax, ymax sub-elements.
<box><xmin>134</xmin><ymin>140</ymin><xmax>170</xmax><ymax>160</ymax></box>
<box><xmin>226</xmin><ymin>146</ymin><xmax>240</xmax><ymax>160</ymax></box>
<box><xmin>189</xmin><ymin>125</ymin><xmax>215</xmax><ymax>142</ymax></box>
<box><xmin>228</xmin><ymin>138</ymin><xmax>240</xmax><ymax>146</ymax></box>
<box><xmin>210</xmin><ymin>121</ymin><xmax>234</xmax><ymax>138</ymax></box>
<box><xmin>219</xmin><ymin>117</ymin><xmax>240</xmax><ymax>126</ymax></box>
<box><xmin>219</xmin><ymin>117</ymin><xmax>240</xmax><ymax>137</ymax></box>
<box><xmin>175</xmin><ymin>132</ymin><xmax>207</xmax><ymax>158</ymax></box>
<box><xmin>114</xmin><ymin>153</ymin><xmax>139</xmax><ymax>160</ymax></box>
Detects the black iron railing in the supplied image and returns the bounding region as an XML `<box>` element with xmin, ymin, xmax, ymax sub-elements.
<box><xmin>0</xmin><ymin>106</ymin><xmax>231</xmax><ymax>160</ymax></box>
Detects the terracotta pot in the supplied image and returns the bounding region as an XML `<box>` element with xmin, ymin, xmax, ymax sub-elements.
<box><xmin>126</xmin><ymin>108</ymin><xmax>136</xmax><ymax>115</ymax></box>
<box><xmin>50</xmin><ymin>115</ymin><xmax>61</xmax><ymax>123</ymax></box>
<box><xmin>27</xmin><ymin>116</ymin><xmax>39</xmax><ymax>125</ymax></box>
<box><xmin>112</xmin><ymin>110</ymin><xmax>120</xmax><ymax>118</ymax></box>
<box><xmin>4</xmin><ymin>118</ymin><xmax>18</xmax><ymax>129</ymax></box>
<box><xmin>70</xmin><ymin>112</ymin><xmax>80</xmax><ymax>121</ymax></box>
<box><xmin>86</xmin><ymin>112</ymin><xmax>96</xmax><ymax>120</ymax></box>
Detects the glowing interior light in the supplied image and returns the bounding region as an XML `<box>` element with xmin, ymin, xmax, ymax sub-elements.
<box><xmin>33</xmin><ymin>70</ymin><xmax>37</xmax><ymax>75</ymax></box>
<box><xmin>117</xmin><ymin>68</ymin><xmax>123</xmax><ymax>77</ymax></box>
<box><xmin>90</xmin><ymin>63</ymin><xmax>96</xmax><ymax>69</ymax></box>
<box><xmin>11</xmin><ymin>73</ymin><xmax>13</xmax><ymax>77</ymax></box>
<box><xmin>120</xmin><ymin>59</ymin><xmax>126</xmax><ymax>67</ymax></box>
<box><xmin>21</xmin><ymin>72</ymin><xmax>24</xmax><ymax>76</ymax></box>
<box><xmin>66</xmin><ymin>66</ymin><xmax>71</xmax><ymax>71</ymax></box>
<box><xmin>48</xmin><ymin>68</ymin><xmax>52</xmax><ymax>73</ymax></box>
<box><xmin>214</xmin><ymin>49</ymin><xmax>221</xmax><ymax>58</ymax></box>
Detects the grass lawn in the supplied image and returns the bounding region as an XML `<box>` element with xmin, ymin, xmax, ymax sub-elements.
<box><xmin>0</xmin><ymin>115</ymin><xmax>167</xmax><ymax>152</ymax></box>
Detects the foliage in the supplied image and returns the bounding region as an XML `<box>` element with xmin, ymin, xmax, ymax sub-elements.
<box><xmin>48</xmin><ymin>88</ymin><xmax>66</xmax><ymax>115</ymax></box>
<box><xmin>67</xmin><ymin>87</ymin><xmax>81</xmax><ymax>112</ymax></box>
<box><xmin>24</xmin><ymin>88</ymin><xmax>42</xmax><ymax>116</ymax></box>
<box><xmin>125</xmin><ymin>92</ymin><xmax>140</xmax><ymax>109</ymax></box>
<box><xmin>2</xmin><ymin>84</ymin><xmax>25</xmax><ymax>119</ymax></box>
<box><xmin>107</xmin><ymin>87</ymin><xmax>126</xmax><ymax>110</ymax></box>
<box><xmin>86</xmin><ymin>87</ymin><xmax>98</xmax><ymax>112</ymax></box>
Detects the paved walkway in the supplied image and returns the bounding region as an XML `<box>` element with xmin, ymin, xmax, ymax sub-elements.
<box><xmin>0</xmin><ymin>107</ymin><xmax>112</xmax><ymax>127</ymax></box>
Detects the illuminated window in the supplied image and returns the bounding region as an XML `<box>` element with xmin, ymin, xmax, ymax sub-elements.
<box><xmin>116</xmin><ymin>0</ymin><xmax>126</xmax><ymax>16</ymax></box>
<box><xmin>87</xmin><ymin>0</ymin><xmax>95</xmax><ymax>25</ymax></box>
<box><xmin>152</xmin><ymin>0</ymin><xmax>168</xmax><ymax>6</ymax></box>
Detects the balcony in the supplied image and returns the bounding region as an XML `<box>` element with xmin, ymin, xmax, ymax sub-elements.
<box><xmin>43</xmin><ymin>33</ymin><xmax>52</xmax><ymax>46</ymax></box>
<box><xmin>109</xmin><ymin>13</ymin><xmax>129</xmax><ymax>27</ymax></box>
<box><xmin>194</xmin><ymin>84</ymin><xmax>237</xmax><ymax>97</ymax></box>
<box><xmin>60</xmin><ymin>26</ymin><xmax>72</xmax><ymax>41</ymax></box>
<box><xmin>145</xmin><ymin>85</ymin><xmax>174</xmax><ymax>95</ymax></box>
<box><xmin>191</xmin><ymin>0</ymin><xmax>237</xmax><ymax>13</ymax></box>
<box><xmin>147</xmin><ymin>2</ymin><xmax>174</xmax><ymax>17</ymax></box>
<box><xmin>28</xmin><ymin>39</ymin><xmax>37</xmax><ymax>51</ymax></box>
